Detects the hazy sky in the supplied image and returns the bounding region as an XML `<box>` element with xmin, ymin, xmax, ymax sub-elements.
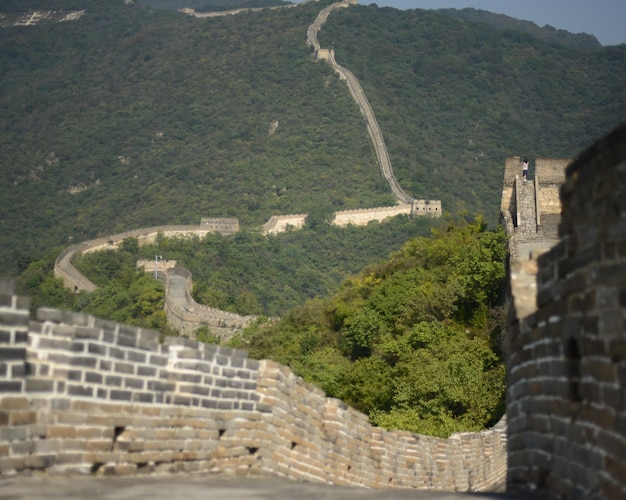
<box><xmin>361</xmin><ymin>1</ymin><xmax>626</xmax><ymax>46</ymax></box>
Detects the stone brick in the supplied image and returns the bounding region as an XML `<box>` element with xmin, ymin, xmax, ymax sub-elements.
<box><xmin>35</xmin><ymin>439</ymin><xmax>60</xmax><ymax>454</ymax></box>
<box><xmin>105</xmin><ymin>375</ymin><xmax>123</xmax><ymax>387</ymax></box>
<box><xmin>216</xmin><ymin>355</ymin><xmax>230</xmax><ymax>366</ymax></box>
<box><xmin>47</xmin><ymin>426</ymin><xmax>77</xmax><ymax>438</ymax></box>
<box><xmin>73</xmin><ymin>326</ymin><xmax>101</xmax><ymax>340</ymax></box>
<box><xmin>110</xmin><ymin>390</ymin><xmax>132</xmax><ymax>401</ymax></box>
<box><xmin>149</xmin><ymin>354</ymin><xmax>168</xmax><ymax>367</ymax></box>
<box><xmin>165</xmin><ymin>372</ymin><xmax>201</xmax><ymax>384</ymax></box>
<box><xmin>109</xmin><ymin>347</ymin><xmax>126</xmax><ymax>360</ymax></box>
<box><xmin>24</xmin><ymin>454</ymin><xmax>56</xmax><ymax>469</ymax></box>
<box><xmin>137</xmin><ymin>330</ymin><xmax>159</xmax><ymax>351</ymax></box>
<box><xmin>86</xmin><ymin>440</ymin><xmax>114</xmax><ymax>452</ymax></box>
<box><xmin>10</xmin><ymin>411</ymin><xmax>37</xmax><ymax>426</ymax></box>
<box><xmin>123</xmin><ymin>377</ymin><xmax>144</xmax><ymax>390</ymax></box>
<box><xmin>10</xmin><ymin>441</ymin><xmax>33</xmax><ymax>456</ymax></box>
<box><xmin>132</xmin><ymin>392</ymin><xmax>154</xmax><ymax>404</ymax></box>
<box><xmin>99</xmin><ymin>359</ymin><xmax>112</xmax><ymax>371</ymax></box>
<box><xmin>69</xmin><ymin>356</ymin><xmax>97</xmax><ymax>368</ymax></box>
<box><xmin>68</xmin><ymin>384</ymin><xmax>94</xmax><ymax>398</ymax></box>
<box><xmin>85</xmin><ymin>371</ymin><xmax>103</xmax><ymax>384</ymax></box>
<box><xmin>137</xmin><ymin>365</ymin><xmax>157</xmax><ymax>377</ymax></box>
<box><xmin>75</xmin><ymin>427</ymin><xmax>108</xmax><ymax>439</ymax></box>
<box><xmin>0</xmin><ymin>347</ymin><xmax>26</xmax><ymax>361</ymax></box>
<box><xmin>584</xmin><ymin>358</ymin><xmax>617</xmax><ymax>383</ymax></box>
<box><xmin>88</xmin><ymin>342</ymin><xmax>107</xmax><ymax>356</ymax></box>
<box><xmin>66</xmin><ymin>369</ymin><xmax>82</xmax><ymax>381</ymax></box>
<box><xmin>10</xmin><ymin>363</ymin><xmax>25</xmax><ymax>378</ymax></box>
<box><xmin>146</xmin><ymin>380</ymin><xmax>176</xmax><ymax>392</ymax></box>
<box><xmin>117</xmin><ymin>331</ymin><xmax>138</xmax><ymax>348</ymax></box>
<box><xmin>115</xmin><ymin>361</ymin><xmax>135</xmax><ymax>374</ymax></box>
<box><xmin>127</xmin><ymin>350</ymin><xmax>147</xmax><ymax>363</ymax></box>
<box><xmin>24</xmin><ymin>378</ymin><xmax>53</xmax><ymax>392</ymax></box>
<box><xmin>0</xmin><ymin>311</ymin><xmax>29</xmax><ymax>328</ymax></box>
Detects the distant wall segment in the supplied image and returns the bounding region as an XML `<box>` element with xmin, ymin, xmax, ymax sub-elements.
<box><xmin>53</xmin><ymin>224</ymin><xmax>237</xmax><ymax>293</ymax></box>
<box><xmin>0</xmin><ymin>282</ymin><xmax>507</xmax><ymax>491</ymax></box>
<box><xmin>307</xmin><ymin>1</ymin><xmax>442</xmax><ymax>211</ymax></box>
<box><xmin>54</xmin><ymin>203</ymin><xmax>440</xmax><ymax>338</ymax></box>
<box><xmin>158</xmin><ymin>267</ymin><xmax>256</xmax><ymax>340</ymax></box>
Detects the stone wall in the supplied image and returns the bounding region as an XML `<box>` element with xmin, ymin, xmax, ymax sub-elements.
<box><xmin>535</xmin><ymin>159</ymin><xmax>568</xmax><ymax>220</ymax></box>
<box><xmin>332</xmin><ymin>205</ymin><xmax>412</xmax><ymax>226</ymax></box>
<box><xmin>159</xmin><ymin>267</ymin><xmax>256</xmax><ymax>340</ymax></box>
<box><xmin>54</xmin><ymin>224</ymin><xmax>239</xmax><ymax>293</ymax></box>
<box><xmin>200</xmin><ymin>218</ymin><xmax>240</xmax><ymax>233</ymax></box>
<box><xmin>535</xmin><ymin>158</ymin><xmax>569</xmax><ymax>184</ymax></box>
<box><xmin>261</xmin><ymin>214</ymin><xmax>307</xmax><ymax>235</ymax></box>
<box><xmin>307</xmin><ymin>0</ymin><xmax>442</xmax><ymax>210</ymax></box>
<box><xmin>412</xmin><ymin>199</ymin><xmax>443</xmax><ymax>216</ymax></box>
<box><xmin>506</xmin><ymin>123</ymin><xmax>626</xmax><ymax>498</ymax></box>
<box><xmin>55</xmin><ymin>206</ymin><xmax>437</xmax><ymax>340</ymax></box>
<box><xmin>0</xmin><ymin>281</ymin><xmax>507</xmax><ymax>491</ymax></box>
<box><xmin>500</xmin><ymin>157</ymin><xmax>569</xmax><ymax>268</ymax></box>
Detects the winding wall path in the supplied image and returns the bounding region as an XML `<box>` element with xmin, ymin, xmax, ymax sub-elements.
<box><xmin>54</xmin><ymin>0</ymin><xmax>441</xmax><ymax>338</ymax></box>
<box><xmin>54</xmin><ymin>225</ymin><xmax>253</xmax><ymax>340</ymax></box>
<box><xmin>307</xmin><ymin>1</ymin><xmax>411</xmax><ymax>204</ymax></box>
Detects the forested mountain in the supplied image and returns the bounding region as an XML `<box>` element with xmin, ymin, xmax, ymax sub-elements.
<box><xmin>437</xmin><ymin>8</ymin><xmax>601</xmax><ymax>49</ymax></box>
<box><xmin>4</xmin><ymin>0</ymin><xmax>623</xmax><ymax>437</ymax></box>
<box><xmin>317</xmin><ymin>4</ymin><xmax>626</xmax><ymax>218</ymax></box>
<box><xmin>1</xmin><ymin>0</ymin><xmax>625</xmax><ymax>279</ymax></box>
<box><xmin>138</xmin><ymin>0</ymin><xmax>292</xmax><ymax>11</ymax></box>
<box><xmin>234</xmin><ymin>218</ymin><xmax>508</xmax><ymax>437</ymax></box>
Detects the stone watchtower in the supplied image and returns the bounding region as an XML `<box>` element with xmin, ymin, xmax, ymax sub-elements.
<box><xmin>500</xmin><ymin>156</ymin><xmax>568</xmax><ymax>264</ymax></box>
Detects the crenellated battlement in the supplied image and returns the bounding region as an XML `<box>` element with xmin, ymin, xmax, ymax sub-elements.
<box><xmin>0</xmin><ymin>282</ymin><xmax>506</xmax><ymax>489</ymax></box>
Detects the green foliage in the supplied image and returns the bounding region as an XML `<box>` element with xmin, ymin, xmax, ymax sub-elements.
<box><xmin>16</xmin><ymin>243</ymin><xmax>173</xmax><ymax>333</ymax></box>
<box><xmin>0</xmin><ymin>0</ymin><xmax>387</xmax><ymax>276</ymax></box>
<box><xmin>319</xmin><ymin>5</ymin><xmax>626</xmax><ymax>224</ymax></box>
<box><xmin>137</xmin><ymin>215</ymin><xmax>434</xmax><ymax>316</ymax></box>
<box><xmin>438</xmin><ymin>8</ymin><xmax>601</xmax><ymax>49</ymax></box>
<box><xmin>138</xmin><ymin>0</ymin><xmax>292</xmax><ymax>11</ymax></box>
<box><xmin>17</xmin><ymin>214</ymin><xmax>434</xmax><ymax>329</ymax></box>
<box><xmin>77</xmin><ymin>270</ymin><xmax>169</xmax><ymax>330</ymax></box>
<box><xmin>235</xmin><ymin>217</ymin><xmax>508</xmax><ymax>437</ymax></box>
<box><xmin>1</xmin><ymin>1</ymin><xmax>624</xmax><ymax>278</ymax></box>
<box><xmin>194</xmin><ymin>325</ymin><xmax>222</xmax><ymax>344</ymax></box>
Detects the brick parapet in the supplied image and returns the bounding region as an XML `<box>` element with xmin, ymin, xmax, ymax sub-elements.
<box><xmin>261</xmin><ymin>214</ymin><xmax>307</xmax><ymax>234</ymax></box>
<box><xmin>0</xmin><ymin>282</ymin><xmax>506</xmax><ymax>491</ymax></box>
<box><xmin>0</xmin><ymin>281</ymin><xmax>29</xmax><ymax>394</ymax></box>
<box><xmin>159</xmin><ymin>268</ymin><xmax>256</xmax><ymax>339</ymax></box>
<box><xmin>506</xmin><ymin>123</ymin><xmax>626</xmax><ymax>498</ymax></box>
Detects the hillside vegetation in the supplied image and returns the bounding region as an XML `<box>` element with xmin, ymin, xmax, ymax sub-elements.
<box><xmin>318</xmin><ymin>5</ymin><xmax>626</xmax><ymax>218</ymax></box>
<box><xmin>1</xmin><ymin>0</ymin><xmax>625</xmax><ymax>277</ymax></box>
<box><xmin>59</xmin><ymin>214</ymin><xmax>434</xmax><ymax>318</ymax></box>
<box><xmin>233</xmin><ymin>218</ymin><xmax>508</xmax><ymax>437</ymax></box>
<box><xmin>6</xmin><ymin>0</ymin><xmax>622</xmax><ymax>436</ymax></box>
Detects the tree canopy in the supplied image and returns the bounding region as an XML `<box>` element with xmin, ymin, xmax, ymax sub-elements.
<box><xmin>233</xmin><ymin>218</ymin><xmax>508</xmax><ymax>437</ymax></box>
<box><xmin>1</xmin><ymin>1</ymin><xmax>624</xmax><ymax>276</ymax></box>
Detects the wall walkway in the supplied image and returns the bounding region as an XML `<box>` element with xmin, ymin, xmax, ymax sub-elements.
<box><xmin>185</xmin><ymin>0</ymin><xmax>442</xmax><ymax>212</ymax></box>
<box><xmin>307</xmin><ymin>1</ymin><xmax>442</xmax><ymax>212</ymax></box>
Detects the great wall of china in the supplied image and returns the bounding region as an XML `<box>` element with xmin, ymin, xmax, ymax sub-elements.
<box><xmin>2</xmin><ymin>0</ymin><xmax>625</xmax><ymax>497</ymax></box>
<box><xmin>51</xmin><ymin>0</ymin><xmax>440</xmax><ymax>339</ymax></box>
<box><xmin>3</xmin><ymin>122</ymin><xmax>626</xmax><ymax>497</ymax></box>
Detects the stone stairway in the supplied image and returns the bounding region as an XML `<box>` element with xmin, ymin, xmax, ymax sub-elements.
<box><xmin>517</xmin><ymin>181</ymin><xmax>537</xmax><ymax>236</ymax></box>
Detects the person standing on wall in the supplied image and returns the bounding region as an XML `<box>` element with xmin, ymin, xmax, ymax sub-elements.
<box><xmin>522</xmin><ymin>159</ymin><xmax>529</xmax><ymax>181</ymax></box>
